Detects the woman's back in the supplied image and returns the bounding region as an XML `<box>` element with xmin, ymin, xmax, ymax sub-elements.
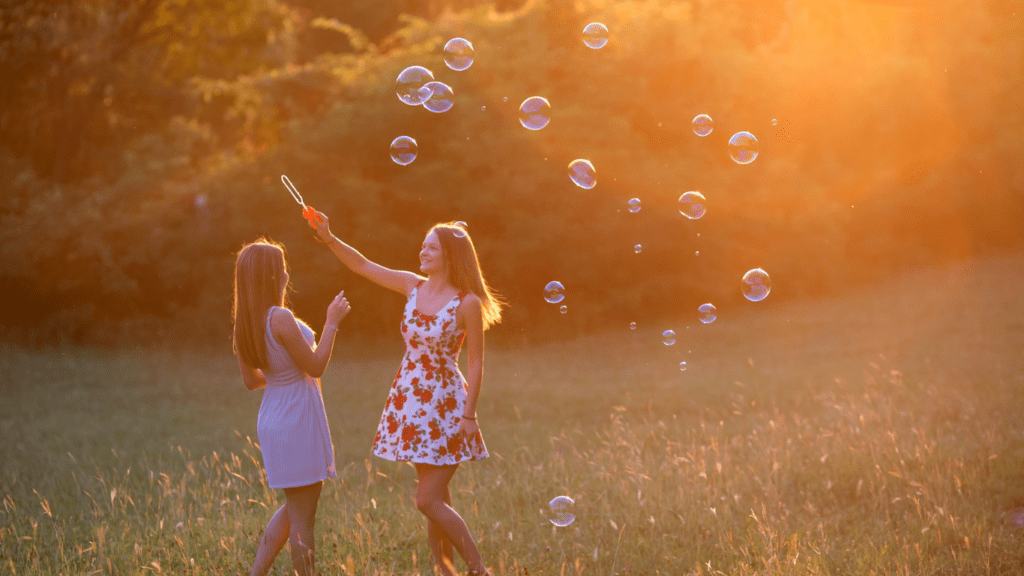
<box><xmin>264</xmin><ymin>306</ymin><xmax>316</xmax><ymax>387</ymax></box>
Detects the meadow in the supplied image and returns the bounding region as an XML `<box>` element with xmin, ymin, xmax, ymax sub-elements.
<box><xmin>2</xmin><ymin>253</ymin><xmax>1024</xmax><ymax>575</ymax></box>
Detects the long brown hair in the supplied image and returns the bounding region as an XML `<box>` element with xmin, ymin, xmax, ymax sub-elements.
<box><xmin>232</xmin><ymin>239</ymin><xmax>288</xmax><ymax>369</ymax></box>
<box><xmin>430</xmin><ymin>222</ymin><xmax>505</xmax><ymax>329</ymax></box>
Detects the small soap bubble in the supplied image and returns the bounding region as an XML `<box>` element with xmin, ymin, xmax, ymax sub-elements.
<box><xmin>544</xmin><ymin>281</ymin><xmax>566</xmax><ymax>304</ymax></box>
<box><xmin>481</xmin><ymin>105</ymin><xmax>486</xmax><ymax>111</ymax></box>
<box><xmin>568</xmin><ymin>159</ymin><xmax>596</xmax><ymax>189</ymax></box>
<box><xmin>443</xmin><ymin>37</ymin><xmax>474</xmax><ymax>71</ymax></box>
<box><xmin>630</xmin><ymin>322</ymin><xmax>637</xmax><ymax>330</ymax></box>
<box><xmin>634</xmin><ymin>244</ymin><xmax>642</xmax><ymax>254</ymax></box>
<box><xmin>519</xmin><ymin>96</ymin><xmax>551</xmax><ymax>130</ymax></box>
<box><xmin>582</xmin><ymin>22</ymin><xmax>609</xmax><ymax>49</ymax></box>
<box><xmin>695</xmin><ymin>251</ymin><xmax>700</xmax><ymax>256</ymax></box>
<box><xmin>627</xmin><ymin>198</ymin><xmax>641</xmax><ymax>213</ymax></box>
<box><xmin>422</xmin><ymin>81</ymin><xmax>454</xmax><ymax>113</ymax></box>
<box><xmin>679</xmin><ymin>361</ymin><xmax>688</xmax><ymax>371</ymax></box>
<box><xmin>698</xmin><ymin>303</ymin><xmax>717</xmax><ymax>324</ymax></box>
<box><xmin>692</xmin><ymin>114</ymin><xmax>713</xmax><ymax>137</ymax></box>
<box><xmin>503</xmin><ymin>96</ymin><xmax>508</xmax><ymax>102</ymax></box>
<box><xmin>728</xmin><ymin>131</ymin><xmax>759</xmax><ymax>164</ymax></box>
<box><xmin>742</xmin><ymin>268</ymin><xmax>771</xmax><ymax>301</ymax></box>
<box><xmin>771</xmin><ymin>118</ymin><xmax>778</xmax><ymax>126</ymax></box>
<box><xmin>390</xmin><ymin>136</ymin><xmax>418</xmax><ymax>165</ymax></box>
<box><xmin>549</xmin><ymin>496</ymin><xmax>576</xmax><ymax>527</ymax></box>
<box><xmin>453</xmin><ymin>221</ymin><xmax>467</xmax><ymax>238</ymax></box>
<box><xmin>396</xmin><ymin>66</ymin><xmax>434</xmax><ymax>106</ymax></box>
<box><xmin>678</xmin><ymin>191</ymin><xmax>706</xmax><ymax>219</ymax></box>
<box><xmin>662</xmin><ymin>330</ymin><xmax>676</xmax><ymax>345</ymax></box>
<box><xmin>560</xmin><ymin>305</ymin><xmax>567</xmax><ymax>314</ymax></box>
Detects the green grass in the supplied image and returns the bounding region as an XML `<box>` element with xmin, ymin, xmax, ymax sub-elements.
<box><xmin>2</xmin><ymin>254</ymin><xmax>1024</xmax><ymax>574</ymax></box>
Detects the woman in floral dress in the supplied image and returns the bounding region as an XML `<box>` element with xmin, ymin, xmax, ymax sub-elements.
<box><xmin>312</xmin><ymin>213</ymin><xmax>502</xmax><ymax>576</ymax></box>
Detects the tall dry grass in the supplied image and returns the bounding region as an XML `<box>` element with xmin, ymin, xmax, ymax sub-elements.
<box><xmin>2</xmin><ymin>255</ymin><xmax>1023</xmax><ymax>574</ymax></box>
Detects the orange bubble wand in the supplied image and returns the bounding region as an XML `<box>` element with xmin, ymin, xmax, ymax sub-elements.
<box><xmin>281</xmin><ymin>175</ymin><xmax>324</xmax><ymax>228</ymax></box>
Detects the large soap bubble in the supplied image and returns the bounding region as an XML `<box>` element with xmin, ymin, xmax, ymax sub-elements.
<box><xmin>395</xmin><ymin>66</ymin><xmax>434</xmax><ymax>106</ymax></box>
<box><xmin>443</xmin><ymin>38</ymin><xmax>474</xmax><ymax>71</ymax></box>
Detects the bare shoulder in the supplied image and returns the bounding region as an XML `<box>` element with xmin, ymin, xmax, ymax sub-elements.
<box><xmin>269</xmin><ymin>306</ymin><xmax>298</xmax><ymax>335</ymax></box>
<box><xmin>457</xmin><ymin>293</ymin><xmax>483</xmax><ymax>316</ymax></box>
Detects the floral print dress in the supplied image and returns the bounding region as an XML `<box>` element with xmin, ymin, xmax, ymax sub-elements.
<box><xmin>371</xmin><ymin>281</ymin><xmax>488</xmax><ymax>465</ymax></box>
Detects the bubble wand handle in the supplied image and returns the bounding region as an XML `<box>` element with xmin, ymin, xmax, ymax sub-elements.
<box><xmin>281</xmin><ymin>175</ymin><xmax>324</xmax><ymax>227</ymax></box>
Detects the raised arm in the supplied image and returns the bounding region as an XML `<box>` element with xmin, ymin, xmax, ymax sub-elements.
<box><xmin>313</xmin><ymin>211</ymin><xmax>421</xmax><ymax>297</ymax></box>
<box><xmin>271</xmin><ymin>292</ymin><xmax>350</xmax><ymax>379</ymax></box>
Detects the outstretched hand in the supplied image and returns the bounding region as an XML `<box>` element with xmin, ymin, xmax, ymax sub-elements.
<box><xmin>311</xmin><ymin>210</ymin><xmax>332</xmax><ymax>241</ymax></box>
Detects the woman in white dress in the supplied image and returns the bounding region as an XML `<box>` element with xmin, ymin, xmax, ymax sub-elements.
<box><xmin>233</xmin><ymin>239</ymin><xmax>351</xmax><ymax>576</ymax></box>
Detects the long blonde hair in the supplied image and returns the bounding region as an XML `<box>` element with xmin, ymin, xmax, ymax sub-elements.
<box><xmin>430</xmin><ymin>222</ymin><xmax>505</xmax><ymax>329</ymax></box>
<box><xmin>232</xmin><ymin>239</ymin><xmax>288</xmax><ymax>369</ymax></box>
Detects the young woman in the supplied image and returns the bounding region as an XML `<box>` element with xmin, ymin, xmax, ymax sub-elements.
<box><xmin>312</xmin><ymin>214</ymin><xmax>501</xmax><ymax>576</ymax></box>
<box><xmin>232</xmin><ymin>239</ymin><xmax>351</xmax><ymax>576</ymax></box>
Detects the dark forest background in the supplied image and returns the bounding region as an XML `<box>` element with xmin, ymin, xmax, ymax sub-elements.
<box><xmin>1</xmin><ymin>0</ymin><xmax>1022</xmax><ymax>348</ymax></box>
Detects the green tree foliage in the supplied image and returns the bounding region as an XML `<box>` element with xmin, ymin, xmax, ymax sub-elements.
<box><xmin>1</xmin><ymin>0</ymin><xmax>1022</xmax><ymax>346</ymax></box>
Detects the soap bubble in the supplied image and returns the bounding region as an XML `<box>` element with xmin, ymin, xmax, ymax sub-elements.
<box><xmin>549</xmin><ymin>496</ymin><xmax>576</xmax><ymax>527</ymax></box>
<box><xmin>544</xmin><ymin>281</ymin><xmax>566</xmax><ymax>304</ymax></box>
<box><xmin>396</xmin><ymin>66</ymin><xmax>434</xmax><ymax>106</ymax></box>
<box><xmin>568</xmin><ymin>159</ymin><xmax>596</xmax><ymax>189</ymax></box>
<box><xmin>443</xmin><ymin>38</ymin><xmax>474</xmax><ymax>71</ymax></box>
<box><xmin>627</xmin><ymin>198</ymin><xmax>641</xmax><ymax>213</ymax></box>
<box><xmin>771</xmin><ymin>118</ymin><xmax>778</xmax><ymax>126</ymax></box>
<box><xmin>422</xmin><ymin>82</ymin><xmax>454</xmax><ymax>113</ymax></box>
<box><xmin>560</xmin><ymin>305</ymin><xmax>567</xmax><ymax>314</ymax></box>
<box><xmin>742</xmin><ymin>269</ymin><xmax>771</xmax><ymax>301</ymax></box>
<box><xmin>582</xmin><ymin>22</ymin><xmax>609</xmax><ymax>49</ymax></box>
<box><xmin>698</xmin><ymin>303</ymin><xmax>717</xmax><ymax>324</ymax></box>
<box><xmin>519</xmin><ymin>97</ymin><xmax>551</xmax><ymax>130</ymax></box>
<box><xmin>679</xmin><ymin>361</ymin><xmax>688</xmax><ymax>371</ymax></box>
<box><xmin>390</xmin><ymin>136</ymin><xmax>417</xmax><ymax>165</ymax></box>
<box><xmin>630</xmin><ymin>322</ymin><xmax>636</xmax><ymax>330</ymax></box>
<box><xmin>453</xmin><ymin>221</ymin><xmax>467</xmax><ymax>238</ymax></box>
<box><xmin>634</xmin><ymin>244</ymin><xmax>642</xmax><ymax>254</ymax></box>
<box><xmin>662</xmin><ymin>330</ymin><xmax>676</xmax><ymax>345</ymax></box>
<box><xmin>678</xmin><ymin>191</ymin><xmax>706</xmax><ymax>219</ymax></box>
<box><xmin>728</xmin><ymin>131</ymin><xmax>759</xmax><ymax>165</ymax></box>
<box><xmin>692</xmin><ymin>114</ymin><xmax>713</xmax><ymax>137</ymax></box>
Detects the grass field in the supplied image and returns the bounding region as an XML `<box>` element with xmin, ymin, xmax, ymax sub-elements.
<box><xmin>2</xmin><ymin>254</ymin><xmax>1024</xmax><ymax>575</ymax></box>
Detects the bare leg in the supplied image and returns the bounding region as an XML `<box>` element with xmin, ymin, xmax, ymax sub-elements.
<box><xmin>415</xmin><ymin>463</ymin><xmax>487</xmax><ymax>574</ymax></box>
<box><xmin>427</xmin><ymin>485</ymin><xmax>456</xmax><ymax>575</ymax></box>
<box><xmin>283</xmin><ymin>481</ymin><xmax>323</xmax><ymax>576</ymax></box>
<box><xmin>250</xmin><ymin>504</ymin><xmax>290</xmax><ymax>576</ymax></box>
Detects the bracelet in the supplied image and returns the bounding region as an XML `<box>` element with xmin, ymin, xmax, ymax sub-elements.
<box><xmin>462</xmin><ymin>414</ymin><xmax>477</xmax><ymax>420</ymax></box>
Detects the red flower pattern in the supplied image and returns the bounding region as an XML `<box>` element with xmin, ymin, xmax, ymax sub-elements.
<box><xmin>371</xmin><ymin>281</ymin><xmax>488</xmax><ymax>465</ymax></box>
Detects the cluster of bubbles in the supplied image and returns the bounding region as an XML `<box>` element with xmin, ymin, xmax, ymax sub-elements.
<box><xmin>381</xmin><ymin>20</ymin><xmax>784</xmax><ymax>534</ymax></box>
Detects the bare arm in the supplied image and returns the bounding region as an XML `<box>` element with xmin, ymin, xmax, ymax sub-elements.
<box><xmin>271</xmin><ymin>294</ymin><xmax>350</xmax><ymax>379</ymax></box>
<box><xmin>314</xmin><ymin>211</ymin><xmax>421</xmax><ymax>297</ymax></box>
<box><xmin>237</xmin><ymin>354</ymin><xmax>267</xmax><ymax>391</ymax></box>
<box><xmin>457</xmin><ymin>295</ymin><xmax>485</xmax><ymax>420</ymax></box>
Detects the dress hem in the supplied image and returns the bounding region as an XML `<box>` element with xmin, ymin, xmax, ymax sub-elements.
<box><xmin>372</xmin><ymin>452</ymin><xmax>488</xmax><ymax>466</ymax></box>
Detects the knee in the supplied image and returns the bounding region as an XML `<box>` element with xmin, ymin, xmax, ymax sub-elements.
<box><xmin>416</xmin><ymin>494</ymin><xmax>438</xmax><ymax>517</ymax></box>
